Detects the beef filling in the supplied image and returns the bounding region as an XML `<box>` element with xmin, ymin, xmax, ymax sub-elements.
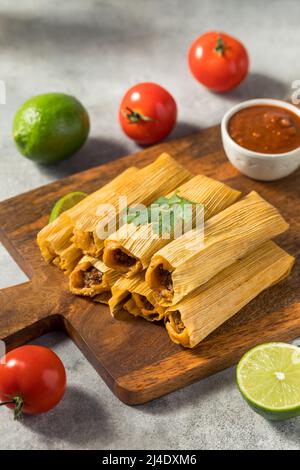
<box><xmin>172</xmin><ymin>311</ymin><xmax>185</xmax><ymax>333</ymax></box>
<box><xmin>83</xmin><ymin>267</ymin><xmax>103</xmax><ymax>288</ymax></box>
<box><xmin>139</xmin><ymin>295</ymin><xmax>154</xmax><ymax>311</ymax></box>
<box><xmin>114</xmin><ymin>249</ymin><xmax>136</xmax><ymax>267</ymax></box>
<box><xmin>158</xmin><ymin>265</ymin><xmax>173</xmax><ymax>291</ymax></box>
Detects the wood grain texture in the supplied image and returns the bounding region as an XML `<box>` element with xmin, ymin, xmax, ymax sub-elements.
<box><xmin>0</xmin><ymin>124</ymin><xmax>299</xmax><ymax>404</ymax></box>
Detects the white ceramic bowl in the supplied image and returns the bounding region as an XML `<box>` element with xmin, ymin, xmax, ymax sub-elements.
<box><xmin>221</xmin><ymin>98</ymin><xmax>300</xmax><ymax>181</ymax></box>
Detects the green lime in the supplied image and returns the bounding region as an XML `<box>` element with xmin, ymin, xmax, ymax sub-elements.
<box><xmin>13</xmin><ymin>93</ymin><xmax>90</xmax><ymax>164</ymax></box>
<box><xmin>49</xmin><ymin>191</ymin><xmax>87</xmax><ymax>223</ymax></box>
<box><xmin>237</xmin><ymin>342</ymin><xmax>300</xmax><ymax>421</ymax></box>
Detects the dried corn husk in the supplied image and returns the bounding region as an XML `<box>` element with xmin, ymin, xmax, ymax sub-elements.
<box><xmin>103</xmin><ymin>175</ymin><xmax>241</xmax><ymax>276</ymax></box>
<box><xmin>37</xmin><ymin>167</ymin><xmax>138</xmax><ymax>271</ymax></box>
<box><xmin>109</xmin><ymin>273</ymin><xmax>166</xmax><ymax>321</ymax></box>
<box><xmin>52</xmin><ymin>242</ymin><xmax>83</xmax><ymax>274</ymax></box>
<box><xmin>146</xmin><ymin>191</ymin><xmax>289</xmax><ymax>306</ymax></box>
<box><xmin>73</xmin><ymin>153</ymin><xmax>192</xmax><ymax>258</ymax></box>
<box><xmin>165</xmin><ymin>241</ymin><xmax>294</xmax><ymax>348</ymax></box>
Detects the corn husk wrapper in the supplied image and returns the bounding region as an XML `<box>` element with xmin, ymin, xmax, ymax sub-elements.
<box><xmin>109</xmin><ymin>273</ymin><xmax>166</xmax><ymax>321</ymax></box>
<box><xmin>69</xmin><ymin>255</ymin><xmax>120</xmax><ymax>298</ymax></box>
<box><xmin>146</xmin><ymin>191</ymin><xmax>289</xmax><ymax>306</ymax></box>
<box><xmin>165</xmin><ymin>241</ymin><xmax>294</xmax><ymax>348</ymax></box>
<box><xmin>37</xmin><ymin>167</ymin><xmax>138</xmax><ymax>272</ymax></box>
<box><xmin>103</xmin><ymin>175</ymin><xmax>241</xmax><ymax>276</ymax></box>
<box><xmin>73</xmin><ymin>153</ymin><xmax>192</xmax><ymax>258</ymax></box>
<box><xmin>51</xmin><ymin>242</ymin><xmax>83</xmax><ymax>274</ymax></box>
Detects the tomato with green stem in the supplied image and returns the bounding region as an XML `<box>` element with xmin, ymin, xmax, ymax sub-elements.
<box><xmin>119</xmin><ymin>82</ymin><xmax>177</xmax><ymax>145</ymax></box>
<box><xmin>0</xmin><ymin>345</ymin><xmax>66</xmax><ymax>419</ymax></box>
<box><xmin>188</xmin><ymin>31</ymin><xmax>249</xmax><ymax>92</ymax></box>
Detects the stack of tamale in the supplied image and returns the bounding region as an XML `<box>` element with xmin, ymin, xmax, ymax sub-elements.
<box><xmin>37</xmin><ymin>153</ymin><xmax>294</xmax><ymax>349</ymax></box>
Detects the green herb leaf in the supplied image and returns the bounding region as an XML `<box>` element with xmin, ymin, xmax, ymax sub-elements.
<box><xmin>124</xmin><ymin>193</ymin><xmax>204</xmax><ymax>237</ymax></box>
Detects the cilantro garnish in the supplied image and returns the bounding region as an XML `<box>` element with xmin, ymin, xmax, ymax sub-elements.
<box><xmin>124</xmin><ymin>193</ymin><xmax>203</xmax><ymax>237</ymax></box>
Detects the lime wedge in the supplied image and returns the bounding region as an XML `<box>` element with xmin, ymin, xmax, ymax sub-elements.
<box><xmin>49</xmin><ymin>191</ymin><xmax>87</xmax><ymax>223</ymax></box>
<box><xmin>237</xmin><ymin>342</ymin><xmax>300</xmax><ymax>421</ymax></box>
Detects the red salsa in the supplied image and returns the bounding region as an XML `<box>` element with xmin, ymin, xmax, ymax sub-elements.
<box><xmin>228</xmin><ymin>105</ymin><xmax>300</xmax><ymax>154</ymax></box>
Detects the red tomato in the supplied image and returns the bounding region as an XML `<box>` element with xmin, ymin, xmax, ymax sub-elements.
<box><xmin>188</xmin><ymin>31</ymin><xmax>249</xmax><ymax>93</ymax></box>
<box><xmin>119</xmin><ymin>82</ymin><xmax>177</xmax><ymax>145</ymax></box>
<box><xmin>0</xmin><ymin>345</ymin><xmax>66</xmax><ymax>419</ymax></box>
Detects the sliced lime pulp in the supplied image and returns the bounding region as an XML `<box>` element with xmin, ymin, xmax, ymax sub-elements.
<box><xmin>49</xmin><ymin>191</ymin><xmax>87</xmax><ymax>223</ymax></box>
<box><xmin>237</xmin><ymin>342</ymin><xmax>300</xmax><ymax>421</ymax></box>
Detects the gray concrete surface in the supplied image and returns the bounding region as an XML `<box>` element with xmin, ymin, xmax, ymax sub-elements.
<box><xmin>0</xmin><ymin>0</ymin><xmax>299</xmax><ymax>450</ymax></box>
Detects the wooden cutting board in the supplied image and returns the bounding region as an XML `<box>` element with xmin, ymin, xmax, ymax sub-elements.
<box><xmin>0</xmin><ymin>124</ymin><xmax>299</xmax><ymax>405</ymax></box>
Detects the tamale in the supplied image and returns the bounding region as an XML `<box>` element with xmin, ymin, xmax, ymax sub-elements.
<box><xmin>109</xmin><ymin>273</ymin><xmax>166</xmax><ymax>321</ymax></box>
<box><xmin>37</xmin><ymin>167</ymin><xmax>139</xmax><ymax>271</ymax></box>
<box><xmin>103</xmin><ymin>175</ymin><xmax>241</xmax><ymax>276</ymax></box>
<box><xmin>38</xmin><ymin>218</ymin><xmax>75</xmax><ymax>264</ymax></box>
<box><xmin>123</xmin><ymin>297</ymin><xmax>141</xmax><ymax>316</ymax></box>
<box><xmin>69</xmin><ymin>255</ymin><xmax>120</xmax><ymax>297</ymax></box>
<box><xmin>146</xmin><ymin>191</ymin><xmax>289</xmax><ymax>306</ymax></box>
<box><xmin>73</xmin><ymin>153</ymin><xmax>192</xmax><ymax>258</ymax></box>
<box><xmin>165</xmin><ymin>241</ymin><xmax>294</xmax><ymax>348</ymax></box>
<box><xmin>52</xmin><ymin>242</ymin><xmax>83</xmax><ymax>274</ymax></box>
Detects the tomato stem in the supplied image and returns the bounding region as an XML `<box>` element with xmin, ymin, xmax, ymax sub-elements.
<box><xmin>123</xmin><ymin>107</ymin><xmax>155</xmax><ymax>124</ymax></box>
<box><xmin>215</xmin><ymin>35</ymin><xmax>225</xmax><ymax>56</ymax></box>
<box><xmin>0</xmin><ymin>396</ymin><xmax>24</xmax><ymax>420</ymax></box>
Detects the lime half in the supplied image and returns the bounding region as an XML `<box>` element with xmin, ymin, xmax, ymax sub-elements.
<box><xmin>237</xmin><ymin>342</ymin><xmax>300</xmax><ymax>421</ymax></box>
<box><xmin>49</xmin><ymin>191</ymin><xmax>87</xmax><ymax>223</ymax></box>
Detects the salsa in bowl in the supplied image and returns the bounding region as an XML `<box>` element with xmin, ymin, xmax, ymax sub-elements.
<box><xmin>221</xmin><ymin>99</ymin><xmax>300</xmax><ymax>181</ymax></box>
